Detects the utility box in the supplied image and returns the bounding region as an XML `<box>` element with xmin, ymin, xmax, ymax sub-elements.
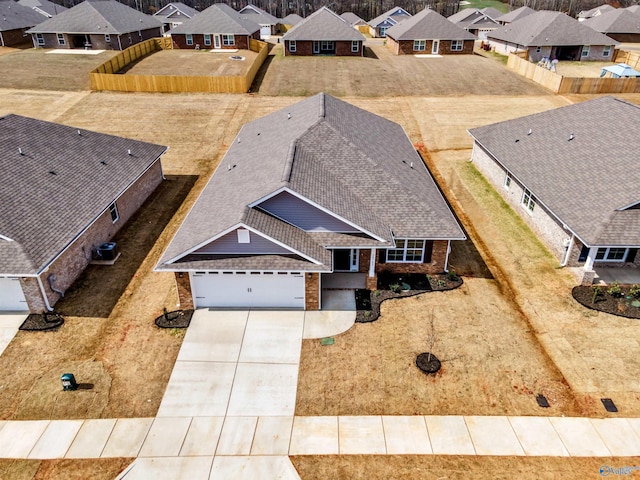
<box><xmin>97</xmin><ymin>242</ymin><xmax>118</xmax><ymax>260</ymax></box>
<box><xmin>61</xmin><ymin>373</ymin><xmax>78</xmax><ymax>391</ymax></box>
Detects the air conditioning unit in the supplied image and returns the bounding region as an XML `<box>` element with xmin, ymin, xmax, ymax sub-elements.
<box><xmin>97</xmin><ymin>242</ymin><xmax>118</xmax><ymax>261</ymax></box>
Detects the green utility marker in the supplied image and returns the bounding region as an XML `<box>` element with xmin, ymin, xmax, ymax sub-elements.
<box><xmin>320</xmin><ymin>337</ymin><xmax>335</xmax><ymax>346</ymax></box>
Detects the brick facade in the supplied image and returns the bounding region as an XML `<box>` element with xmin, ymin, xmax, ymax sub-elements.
<box><xmin>375</xmin><ymin>240</ymin><xmax>449</xmax><ymax>277</ymax></box>
<box><xmin>33</xmin><ymin>28</ymin><xmax>161</xmax><ymax>50</ymax></box>
<box><xmin>284</xmin><ymin>40</ymin><xmax>362</xmax><ymax>56</ymax></box>
<box><xmin>171</xmin><ymin>32</ymin><xmax>258</xmax><ymax>50</ymax></box>
<box><xmin>1</xmin><ymin>28</ymin><xmax>31</xmax><ymax>47</ymax></box>
<box><xmin>305</xmin><ymin>273</ymin><xmax>319</xmax><ymax>310</ymax></box>
<box><xmin>23</xmin><ymin>160</ymin><xmax>163</xmax><ymax>312</ymax></box>
<box><xmin>488</xmin><ymin>39</ymin><xmax>615</xmax><ymax>63</ymax></box>
<box><xmin>387</xmin><ymin>37</ymin><xmax>474</xmax><ymax>55</ymax></box>
<box><xmin>175</xmin><ymin>272</ymin><xmax>194</xmax><ymax>310</ymax></box>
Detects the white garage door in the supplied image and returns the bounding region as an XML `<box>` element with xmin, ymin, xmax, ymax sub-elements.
<box><xmin>0</xmin><ymin>277</ymin><xmax>28</xmax><ymax>311</ymax></box>
<box><xmin>191</xmin><ymin>271</ymin><xmax>305</xmax><ymax>308</ymax></box>
<box><xmin>260</xmin><ymin>25</ymin><xmax>271</xmax><ymax>38</ymax></box>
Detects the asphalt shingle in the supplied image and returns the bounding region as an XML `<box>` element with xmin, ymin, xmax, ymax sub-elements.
<box><xmin>282</xmin><ymin>7</ymin><xmax>364</xmax><ymax>41</ymax></box>
<box><xmin>385</xmin><ymin>7</ymin><xmax>475</xmax><ymax>41</ymax></box>
<box><xmin>170</xmin><ymin>3</ymin><xmax>259</xmax><ymax>35</ymax></box>
<box><xmin>0</xmin><ymin>0</ymin><xmax>44</xmax><ymax>31</ymax></box>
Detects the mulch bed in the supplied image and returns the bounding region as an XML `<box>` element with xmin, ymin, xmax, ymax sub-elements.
<box><xmin>19</xmin><ymin>313</ymin><xmax>64</xmax><ymax>331</ymax></box>
<box><xmin>155</xmin><ymin>309</ymin><xmax>194</xmax><ymax>328</ymax></box>
<box><xmin>355</xmin><ymin>273</ymin><xmax>463</xmax><ymax>323</ymax></box>
<box><xmin>416</xmin><ymin>352</ymin><xmax>442</xmax><ymax>374</ymax></box>
<box><xmin>572</xmin><ymin>285</ymin><xmax>640</xmax><ymax>319</ymax></box>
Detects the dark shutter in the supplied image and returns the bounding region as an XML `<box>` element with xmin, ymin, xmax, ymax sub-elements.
<box><xmin>423</xmin><ymin>241</ymin><xmax>433</xmax><ymax>263</ymax></box>
<box><xmin>378</xmin><ymin>249</ymin><xmax>386</xmax><ymax>264</ymax></box>
<box><xmin>627</xmin><ymin>248</ymin><xmax>638</xmax><ymax>263</ymax></box>
<box><xmin>578</xmin><ymin>245</ymin><xmax>589</xmax><ymax>263</ymax></box>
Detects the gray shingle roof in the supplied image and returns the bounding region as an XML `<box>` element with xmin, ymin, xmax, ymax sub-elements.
<box><xmin>368</xmin><ymin>6</ymin><xmax>411</xmax><ymax>28</ymax></box>
<box><xmin>468</xmin><ymin>97</ymin><xmax>640</xmax><ymax>247</ymax></box>
<box><xmin>496</xmin><ymin>5</ymin><xmax>535</xmax><ymax>24</ymax></box>
<box><xmin>153</xmin><ymin>2</ymin><xmax>198</xmax><ymax>19</ymax></box>
<box><xmin>385</xmin><ymin>7</ymin><xmax>475</xmax><ymax>41</ymax></box>
<box><xmin>238</xmin><ymin>4</ymin><xmax>278</xmax><ymax>25</ymax></box>
<box><xmin>27</xmin><ymin>0</ymin><xmax>161</xmax><ymax>35</ymax></box>
<box><xmin>480</xmin><ymin>7</ymin><xmax>503</xmax><ymax>20</ymax></box>
<box><xmin>281</xmin><ymin>13</ymin><xmax>303</xmax><ymax>25</ymax></box>
<box><xmin>18</xmin><ymin>0</ymin><xmax>67</xmax><ymax>17</ymax></box>
<box><xmin>584</xmin><ymin>8</ymin><xmax>640</xmax><ymax>34</ymax></box>
<box><xmin>447</xmin><ymin>7</ymin><xmax>481</xmax><ymax>24</ymax></box>
<box><xmin>0</xmin><ymin>0</ymin><xmax>45</xmax><ymax>31</ymax></box>
<box><xmin>577</xmin><ymin>4</ymin><xmax>615</xmax><ymax>19</ymax></box>
<box><xmin>340</xmin><ymin>11</ymin><xmax>365</xmax><ymax>26</ymax></box>
<box><xmin>0</xmin><ymin>114</ymin><xmax>167</xmax><ymax>276</ymax></box>
<box><xmin>487</xmin><ymin>10</ymin><xmax>618</xmax><ymax>46</ymax></box>
<box><xmin>170</xmin><ymin>3</ymin><xmax>259</xmax><ymax>35</ymax></box>
<box><xmin>282</xmin><ymin>6</ymin><xmax>364</xmax><ymax>41</ymax></box>
<box><xmin>158</xmin><ymin>93</ymin><xmax>464</xmax><ymax>272</ymax></box>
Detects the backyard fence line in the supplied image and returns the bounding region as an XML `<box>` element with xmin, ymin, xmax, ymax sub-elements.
<box><xmin>613</xmin><ymin>49</ymin><xmax>640</xmax><ymax>70</ymax></box>
<box><xmin>507</xmin><ymin>52</ymin><xmax>640</xmax><ymax>94</ymax></box>
<box><xmin>89</xmin><ymin>38</ymin><xmax>268</xmax><ymax>93</ymax></box>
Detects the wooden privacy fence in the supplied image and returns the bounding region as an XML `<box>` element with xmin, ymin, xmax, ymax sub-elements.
<box><xmin>90</xmin><ymin>38</ymin><xmax>268</xmax><ymax>93</ymax></box>
<box><xmin>613</xmin><ymin>49</ymin><xmax>640</xmax><ymax>70</ymax></box>
<box><xmin>507</xmin><ymin>52</ymin><xmax>640</xmax><ymax>94</ymax></box>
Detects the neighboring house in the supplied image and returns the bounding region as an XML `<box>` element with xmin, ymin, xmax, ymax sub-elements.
<box><xmin>27</xmin><ymin>0</ymin><xmax>162</xmax><ymax>50</ymax></box>
<box><xmin>385</xmin><ymin>7</ymin><xmax>476</xmax><ymax>55</ymax></box>
<box><xmin>17</xmin><ymin>0</ymin><xmax>66</xmax><ymax>18</ymax></box>
<box><xmin>340</xmin><ymin>11</ymin><xmax>367</xmax><ymax>28</ymax></box>
<box><xmin>153</xmin><ymin>2</ymin><xmax>198</xmax><ymax>33</ymax></box>
<box><xmin>583</xmin><ymin>7</ymin><xmax>640</xmax><ymax>43</ymax></box>
<box><xmin>156</xmin><ymin>93</ymin><xmax>465</xmax><ymax>310</ymax></box>
<box><xmin>238</xmin><ymin>3</ymin><xmax>278</xmax><ymax>37</ymax></box>
<box><xmin>495</xmin><ymin>5</ymin><xmax>535</xmax><ymax>25</ymax></box>
<box><xmin>0</xmin><ymin>114</ymin><xmax>167</xmax><ymax>313</ymax></box>
<box><xmin>170</xmin><ymin>3</ymin><xmax>259</xmax><ymax>50</ymax></box>
<box><xmin>486</xmin><ymin>10</ymin><xmax>618</xmax><ymax>62</ymax></box>
<box><xmin>577</xmin><ymin>3</ymin><xmax>615</xmax><ymax>21</ymax></box>
<box><xmin>280</xmin><ymin>13</ymin><xmax>303</xmax><ymax>27</ymax></box>
<box><xmin>447</xmin><ymin>7</ymin><xmax>500</xmax><ymax>39</ymax></box>
<box><xmin>368</xmin><ymin>6</ymin><xmax>411</xmax><ymax>37</ymax></box>
<box><xmin>0</xmin><ymin>0</ymin><xmax>45</xmax><ymax>47</ymax></box>
<box><xmin>468</xmin><ymin>97</ymin><xmax>640</xmax><ymax>284</ymax></box>
<box><xmin>282</xmin><ymin>7</ymin><xmax>365</xmax><ymax>56</ymax></box>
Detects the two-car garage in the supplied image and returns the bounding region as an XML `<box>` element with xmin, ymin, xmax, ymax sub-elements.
<box><xmin>0</xmin><ymin>277</ymin><xmax>28</xmax><ymax>311</ymax></box>
<box><xmin>190</xmin><ymin>271</ymin><xmax>305</xmax><ymax>308</ymax></box>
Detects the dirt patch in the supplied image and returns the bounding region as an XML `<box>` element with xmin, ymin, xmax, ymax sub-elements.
<box><xmin>124</xmin><ymin>49</ymin><xmax>258</xmax><ymax>76</ymax></box>
<box><xmin>573</xmin><ymin>285</ymin><xmax>640</xmax><ymax>319</ymax></box>
<box><xmin>0</xmin><ymin>458</ymin><xmax>132</xmax><ymax>480</ymax></box>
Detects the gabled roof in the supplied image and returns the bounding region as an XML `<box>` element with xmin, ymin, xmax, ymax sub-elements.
<box><xmin>158</xmin><ymin>93</ymin><xmax>464</xmax><ymax>271</ymax></box>
<box><xmin>577</xmin><ymin>3</ymin><xmax>615</xmax><ymax>19</ymax></box>
<box><xmin>468</xmin><ymin>97</ymin><xmax>640</xmax><ymax>247</ymax></box>
<box><xmin>627</xmin><ymin>5</ymin><xmax>640</xmax><ymax>13</ymax></box>
<box><xmin>448</xmin><ymin>7</ymin><xmax>499</xmax><ymax>27</ymax></box>
<box><xmin>385</xmin><ymin>7</ymin><xmax>475</xmax><ymax>41</ymax></box>
<box><xmin>368</xmin><ymin>6</ymin><xmax>411</xmax><ymax>28</ymax></box>
<box><xmin>495</xmin><ymin>5</ymin><xmax>535</xmax><ymax>24</ymax></box>
<box><xmin>282</xmin><ymin>7</ymin><xmax>364</xmax><ymax>41</ymax></box>
<box><xmin>0</xmin><ymin>114</ymin><xmax>167</xmax><ymax>276</ymax></box>
<box><xmin>153</xmin><ymin>2</ymin><xmax>198</xmax><ymax>19</ymax></box>
<box><xmin>170</xmin><ymin>3</ymin><xmax>259</xmax><ymax>35</ymax></box>
<box><xmin>487</xmin><ymin>10</ymin><xmax>618</xmax><ymax>46</ymax></box>
<box><xmin>238</xmin><ymin>3</ymin><xmax>278</xmax><ymax>25</ymax></box>
<box><xmin>27</xmin><ymin>0</ymin><xmax>162</xmax><ymax>35</ymax></box>
<box><xmin>480</xmin><ymin>7</ymin><xmax>503</xmax><ymax>20</ymax></box>
<box><xmin>0</xmin><ymin>0</ymin><xmax>45</xmax><ymax>31</ymax></box>
<box><xmin>281</xmin><ymin>13</ymin><xmax>303</xmax><ymax>25</ymax></box>
<box><xmin>18</xmin><ymin>0</ymin><xmax>66</xmax><ymax>18</ymax></box>
<box><xmin>584</xmin><ymin>8</ymin><xmax>640</xmax><ymax>34</ymax></box>
<box><xmin>340</xmin><ymin>11</ymin><xmax>366</xmax><ymax>26</ymax></box>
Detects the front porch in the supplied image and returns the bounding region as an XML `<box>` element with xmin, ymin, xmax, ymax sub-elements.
<box><xmin>320</xmin><ymin>273</ymin><xmax>365</xmax><ymax>311</ymax></box>
<box><xmin>568</xmin><ymin>265</ymin><xmax>640</xmax><ymax>285</ymax></box>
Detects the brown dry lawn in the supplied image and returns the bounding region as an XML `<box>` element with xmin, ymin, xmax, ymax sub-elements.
<box><xmin>555</xmin><ymin>60</ymin><xmax>616</xmax><ymax>77</ymax></box>
<box><xmin>0</xmin><ymin>458</ymin><xmax>131</xmax><ymax>480</ymax></box>
<box><xmin>254</xmin><ymin>41</ymin><xmax>548</xmax><ymax>97</ymax></box>
<box><xmin>0</xmin><ymin>49</ymin><xmax>118</xmax><ymax>90</ymax></box>
<box><xmin>124</xmin><ymin>48</ymin><xmax>258</xmax><ymax>76</ymax></box>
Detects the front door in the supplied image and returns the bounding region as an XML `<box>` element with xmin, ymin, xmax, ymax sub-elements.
<box><xmin>333</xmin><ymin>249</ymin><xmax>358</xmax><ymax>272</ymax></box>
<box><xmin>313</xmin><ymin>41</ymin><xmax>320</xmax><ymax>54</ymax></box>
<box><xmin>432</xmin><ymin>40</ymin><xmax>439</xmax><ymax>54</ymax></box>
<box><xmin>213</xmin><ymin>34</ymin><xmax>221</xmax><ymax>49</ymax></box>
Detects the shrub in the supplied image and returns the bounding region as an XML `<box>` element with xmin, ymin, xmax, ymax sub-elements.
<box><xmin>364</xmin><ymin>310</ymin><xmax>371</xmax><ymax>318</ymax></box>
<box><xmin>373</xmin><ymin>290</ymin><xmax>381</xmax><ymax>297</ymax></box>
<box><xmin>592</xmin><ymin>285</ymin><xmax>602</xmax><ymax>304</ymax></box>
<box><xmin>608</xmin><ymin>281</ymin><xmax>623</xmax><ymax>298</ymax></box>
<box><xmin>630</xmin><ymin>284</ymin><xmax>640</xmax><ymax>298</ymax></box>
<box><xmin>446</xmin><ymin>270</ymin><xmax>460</xmax><ymax>281</ymax></box>
<box><xmin>437</xmin><ymin>279</ymin><xmax>447</xmax><ymax>288</ymax></box>
<box><xmin>390</xmin><ymin>283</ymin><xmax>402</xmax><ymax>293</ymax></box>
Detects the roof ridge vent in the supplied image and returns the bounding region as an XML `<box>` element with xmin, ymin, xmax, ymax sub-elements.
<box><xmin>568</xmin><ymin>133</ymin><xmax>574</xmax><ymax>141</ymax></box>
<box><xmin>18</xmin><ymin>147</ymin><xmax>23</xmax><ymax>155</ymax></box>
<box><xmin>281</xmin><ymin>140</ymin><xmax>296</xmax><ymax>183</ymax></box>
<box><xmin>319</xmin><ymin>93</ymin><xmax>325</xmax><ymax>118</ymax></box>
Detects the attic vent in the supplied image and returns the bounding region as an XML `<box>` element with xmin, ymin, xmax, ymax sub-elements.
<box><xmin>18</xmin><ymin>147</ymin><xmax>23</xmax><ymax>155</ymax></box>
<box><xmin>100</xmin><ymin>161</ymin><xmax>107</xmax><ymax>165</ymax></box>
<box><xmin>127</xmin><ymin>149</ymin><xmax>132</xmax><ymax>155</ymax></box>
<box><xmin>49</xmin><ymin>170</ymin><xmax>57</xmax><ymax>175</ymax></box>
<box><xmin>77</xmin><ymin>129</ymin><xmax>82</xmax><ymax>135</ymax></box>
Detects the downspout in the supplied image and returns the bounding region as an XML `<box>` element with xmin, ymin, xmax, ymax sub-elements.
<box><xmin>36</xmin><ymin>275</ymin><xmax>54</xmax><ymax>311</ymax></box>
<box><xmin>0</xmin><ymin>32</ymin><xmax>5</xmax><ymax>47</ymax></box>
<box><xmin>443</xmin><ymin>240</ymin><xmax>451</xmax><ymax>273</ymax></box>
<box><xmin>117</xmin><ymin>35</ymin><xmax>123</xmax><ymax>51</ymax></box>
<box><xmin>560</xmin><ymin>233</ymin><xmax>575</xmax><ymax>267</ymax></box>
<box><xmin>48</xmin><ymin>274</ymin><xmax>65</xmax><ymax>298</ymax></box>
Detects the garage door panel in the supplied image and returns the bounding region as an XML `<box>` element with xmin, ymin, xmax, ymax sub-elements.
<box><xmin>260</xmin><ymin>25</ymin><xmax>271</xmax><ymax>38</ymax></box>
<box><xmin>192</xmin><ymin>272</ymin><xmax>305</xmax><ymax>309</ymax></box>
<box><xmin>0</xmin><ymin>277</ymin><xmax>28</xmax><ymax>311</ymax></box>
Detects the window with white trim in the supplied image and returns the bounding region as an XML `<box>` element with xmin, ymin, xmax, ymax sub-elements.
<box><xmin>581</xmin><ymin>45</ymin><xmax>590</xmax><ymax>57</ymax></box>
<box><xmin>351</xmin><ymin>40</ymin><xmax>359</xmax><ymax>52</ymax></box>
<box><xmin>289</xmin><ymin>40</ymin><xmax>296</xmax><ymax>52</ymax></box>
<box><xmin>387</xmin><ymin>239</ymin><xmax>425</xmax><ymax>263</ymax></box>
<box><xmin>109</xmin><ymin>202</ymin><xmax>119</xmax><ymax>223</ymax></box>
<box><xmin>57</xmin><ymin>33</ymin><xmax>65</xmax><ymax>45</ymax></box>
<box><xmin>222</xmin><ymin>34</ymin><xmax>234</xmax><ymax>46</ymax></box>
<box><xmin>451</xmin><ymin>40</ymin><xmax>463</xmax><ymax>51</ymax></box>
<box><xmin>204</xmin><ymin>34</ymin><xmax>211</xmax><ymax>46</ymax></box>
<box><xmin>522</xmin><ymin>189</ymin><xmax>536</xmax><ymax>213</ymax></box>
<box><xmin>105</xmin><ymin>34</ymin><xmax>111</xmax><ymax>42</ymax></box>
<box><xmin>36</xmin><ymin>33</ymin><xmax>45</xmax><ymax>46</ymax></box>
<box><xmin>413</xmin><ymin>40</ymin><xmax>426</xmax><ymax>51</ymax></box>
<box><xmin>603</xmin><ymin>45</ymin><xmax>611</xmax><ymax>57</ymax></box>
<box><xmin>186</xmin><ymin>34</ymin><xmax>193</xmax><ymax>45</ymax></box>
<box><xmin>504</xmin><ymin>173</ymin><xmax>512</xmax><ymax>189</ymax></box>
<box><xmin>320</xmin><ymin>40</ymin><xmax>334</xmax><ymax>51</ymax></box>
<box><xmin>595</xmin><ymin>247</ymin><xmax>628</xmax><ymax>262</ymax></box>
